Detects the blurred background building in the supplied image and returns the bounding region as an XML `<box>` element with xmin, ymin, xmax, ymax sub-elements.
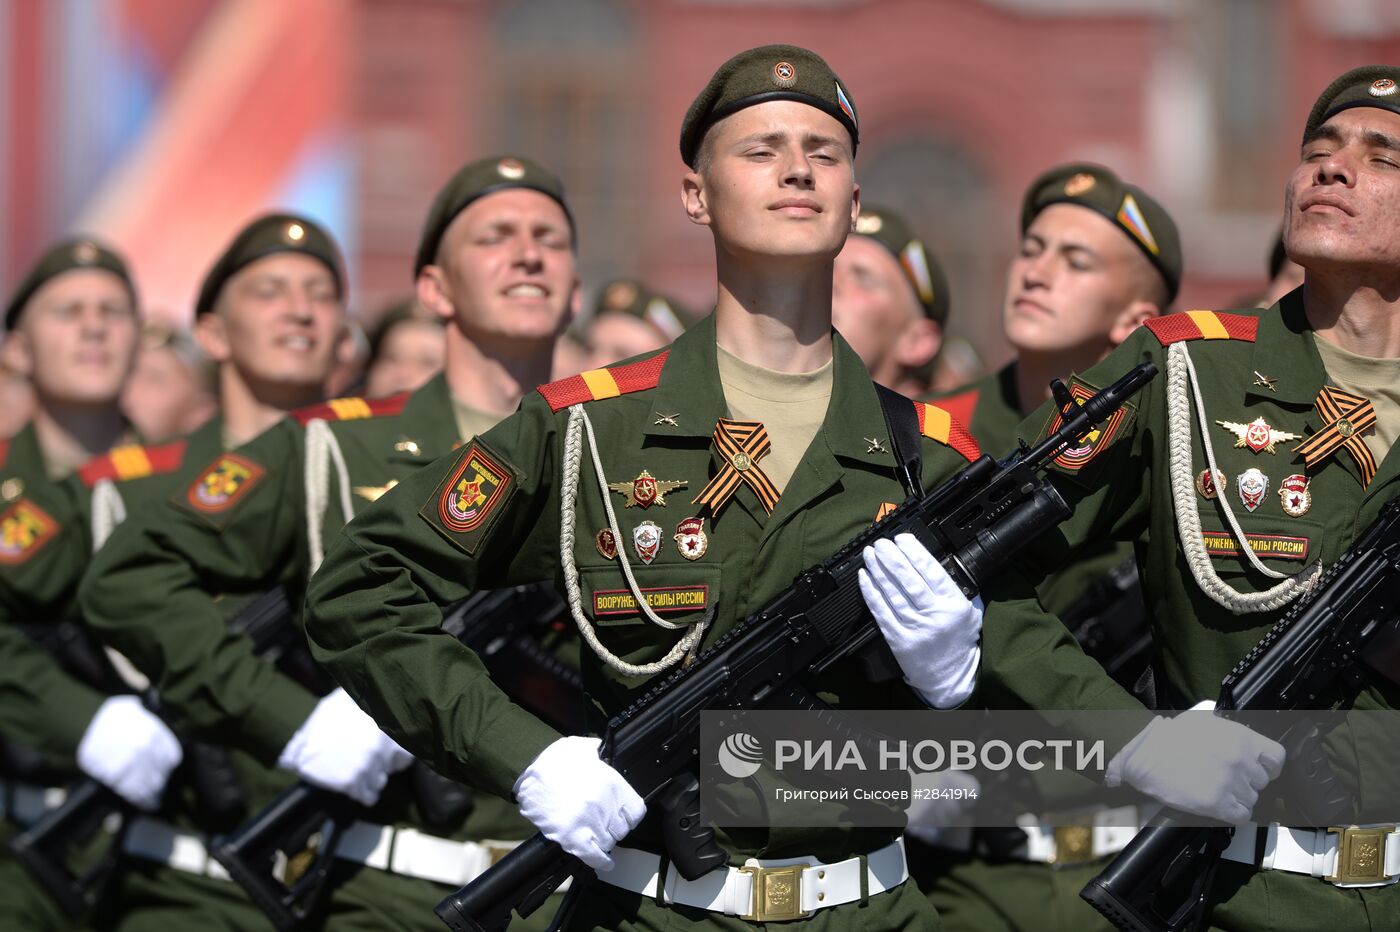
<box><xmin>2</xmin><ymin>0</ymin><xmax>1398</xmax><ymax>371</ymax></box>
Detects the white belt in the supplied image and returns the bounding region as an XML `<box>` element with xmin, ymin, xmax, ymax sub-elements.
<box><xmin>1222</xmin><ymin>823</ymin><xmax>1400</xmax><ymax>888</ymax></box>
<box><xmin>598</xmin><ymin>838</ymin><xmax>908</xmax><ymax>922</ymax></box>
<box><xmin>123</xmin><ymin>815</ymin><xmax>536</xmax><ymax>890</ymax></box>
<box><xmin>930</xmin><ymin>805</ymin><xmax>1143</xmax><ymax>865</ymax></box>
<box><xmin>124</xmin><ymin>816</ymin><xmax>232</xmax><ymax>880</ymax></box>
<box><xmin>1</xmin><ymin>781</ymin><xmax>67</xmax><ymax>827</ymax></box>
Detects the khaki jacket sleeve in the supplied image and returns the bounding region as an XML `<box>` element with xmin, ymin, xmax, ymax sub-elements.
<box><xmin>79</xmin><ymin>421</ymin><xmax>317</xmax><ymax>764</ymax></box>
<box><xmin>306</xmin><ymin>394</ymin><xmax>566</xmax><ymax>799</ymax></box>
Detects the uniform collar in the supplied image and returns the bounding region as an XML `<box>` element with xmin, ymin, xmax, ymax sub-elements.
<box><xmin>1246</xmin><ymin>288</ymin><xmax>1327</xmax><ymax>407</ymax></box>
<box><xmin>389</xmin><ymin>373</ymin><xmax>457</xmax><ymax>462</ymax></box>
<box><xmin>643</xmin><ymin>313</ymin><xmax>896</xmax><ymax>469</ymax></box>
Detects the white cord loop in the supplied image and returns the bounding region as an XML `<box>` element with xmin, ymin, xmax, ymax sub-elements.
<box><xmin>560</xmin><ymin>403</ymin><xmax>706</xmax><ymax>677</ymax></box>
<box><xmin>306</xmin><ymin>418</ymin><xmax>354</xmax><ymax>575</ymax></box>
<box><xmin>1167</xmin><ymin>342</ymin><xmax>1319</xmax><ymax>613</ymax></box>
<box><xmin>90</xmin><ymin>477</ymin><xmax>127</xmax><ymax>551</ymax></box>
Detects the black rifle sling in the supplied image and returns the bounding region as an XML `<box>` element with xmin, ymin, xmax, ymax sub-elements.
<box><xmin>875</xmin><ymin>383</ymin><xmax>924</xmax><ymax>499</ymax></box>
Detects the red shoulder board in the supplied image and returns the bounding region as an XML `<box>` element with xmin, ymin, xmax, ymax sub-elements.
<box><xmin>291</xmin><ymin>392</ymin><xmax>410</xmax><ymax>427</ymax></box>
<box><xmin>930</xmin><ymin>388</ymin><xmax>979</xmax><ymax>432</ymax></box>
<box><xmin>914</xmin><ymin>401</ymin><xmax>980</xmax><ymax>463</ymax></box>
<box><xmin>1144</xmin><ymin>311</ymin><xmax>1258</xmax><ymax>346</ymax></box>
<box><xmin>0</xmin><ymin>439</ymin><xmax>10</xmax><ymax>470</ymax></box>
<box><xmin>538</xmin><ymin>351</ymin><xmax>669</xmax><ymax>413</ymax></box>
<box><xmin>78</xmin><ymin>440</ymin><xmax>189</xmax><ymax>488</ymax></box>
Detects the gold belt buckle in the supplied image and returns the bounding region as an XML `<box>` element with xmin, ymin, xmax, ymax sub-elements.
<box><xmin>1325</xmin><ymin>825</ymin><xmax>1397</xmax><ymax>885</ymax></box>
<box><xmin>739</xmin><ymin>863</ymin><xmax>810</xmax><ymax>922</ymax></box>
<box><xmin>1051</xmin><ymin>825</ymin><xmax>1094</xmax><ymax>865</ymax></box>
<box><xmin>482</xmin><ymin>840</ymin><xmax>517</xmax><ymax>867</ymax></box>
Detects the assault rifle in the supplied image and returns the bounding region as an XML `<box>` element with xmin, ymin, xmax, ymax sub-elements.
<box><xmin>9</xmin><ymin>587</ymin><xmax>299</xmax><ymax>915</ymax></box>
<box><xmin>212</xmin><ymin>584</ymin><xmax>582</xmax><ymax>931</ymax></box>
<box><xmin>434</xmin><ymin>362</ymin><xmax>1158</xmax><ymax>932</ymax></box>
<box><xmin>1080</xmin><ymin>496</ymin><xmax>1400</xmax><ymax>932</ymax></box>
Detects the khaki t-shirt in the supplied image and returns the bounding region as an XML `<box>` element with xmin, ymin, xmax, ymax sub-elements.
<box><xmin>715</xmin><ymin>344</ymin><xmax>834</xmax><ymax>495</ymax></box>
<box><xmin>1314</xmin><ymin>336</ymin><xmax>1400</xmax><ymax>467</ymax></box>
<box><xmin>452</xmin><ymin>398</ymin><xmax>506</xmax><ymax>447</ymax></box>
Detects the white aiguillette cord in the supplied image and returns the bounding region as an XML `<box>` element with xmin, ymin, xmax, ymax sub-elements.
<box><xmin>560</xmin><ymin>403</ymin><xmax>708</xmax><ymax>676</ymax></box>
<box><xmin>1167</xmin><ymin>341</ymin><xmax>1319</xmax><ymax>613</ymax></box>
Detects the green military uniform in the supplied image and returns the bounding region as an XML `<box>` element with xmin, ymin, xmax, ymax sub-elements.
<box><xmin>303</xmin><ymin>312</ymin><xmax>987</xmax><ymax>930</ymax></box>
<box><xmin>912</xmin><ymin>161</ymin><xmax>1185</xmax><ymax>932</ymax></box>
<box><xmin>982</xmin><ymin>295</ymin><xmax>1400</xmax><ymax>930</ymax></box>
<box><xmin>82</xmin><ymin>174</ymin><xmax>578</xmax><ymax>930</ymax></box>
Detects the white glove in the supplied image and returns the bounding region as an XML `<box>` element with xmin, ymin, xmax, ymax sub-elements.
<box><xmin>859</xmin><ymin>534</ymin><xmax>982</xmax><ymax>708</ymax></box>
<box><xmin>77</xmin><ymin>695</ymin><xmax>182</xmax><ymax>811</ymax></box>
<box><xmin>277</xmin><ymin>689</ymin><xmax>414</xmax><ymax>807</ymax></box>
<box><xmin>514</xmin><ymin>736</ymin><xmax>646</xmax><ymax>872</ymax></box>
<box><xmin>1104</xmin><ymin>700</ymin><xmax>1285</xmax><ymax>824</ymax></box>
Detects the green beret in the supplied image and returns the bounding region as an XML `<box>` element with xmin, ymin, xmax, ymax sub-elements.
<box><xmin>414</xmin><ymin>155</ymin><xmax>574</xmax><ymax>275</ymax></box>
<box><xmin>5</xmin><ymin>238</ymin><xmax>135</xmax><ymax>330</ymax></box>
<box><xmin>680</xmin><ymin>44</ymin><xmax>858</xmax><ymax>168</ymax></box>
<box><xmin>1304</xmin><ymin>65</ymin><xmax>1400</xmax><ymax>143</ymax></box>
<box><xmin>852</xmin><ymin>206</ymin><xmax>951</xmax><ymax>326</ymax></box>
<box><xmin>592</xmin><ymin>279</ymin><xmax>689</xmax><ymax>341</ymax></box>
<box><xmin>1021</xmin><ymin>163</ymin><xmax>1182</xmax><ymax>303</ymax></box>
<box><xmin>195</xmin><ymin>214</ymin><xmax>343</xmax><ymax>316</ymax></box>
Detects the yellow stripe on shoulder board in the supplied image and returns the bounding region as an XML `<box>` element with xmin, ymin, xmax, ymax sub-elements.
<box><xmin>110</xmin><ymin>445</ymin><xmax>153</xmax><ymax>480</ymax></box>
<box><xmin>921</xmin><ymin>402</ymin><xmax>951</xmax><ymax>443</ymax></box>
<box><xmin>1186</xmin><ymin>310</ymin><xmax>1230</xmax><ymax>340</ymax></box>
<box><xmin>580</xmin><ymin>367</ymin><xmax>621</xmax><ymax>401</ymax></box>
<box><xmin>328</xmin><ymin>397</ymin><xmax>374</xmax><ymax>420</ymax></box>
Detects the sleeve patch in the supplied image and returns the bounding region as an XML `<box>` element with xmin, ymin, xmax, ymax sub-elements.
<box><xmin>419</xmin><ymin>440</ymin><xmax>518</xmax><ymax>555</ymax></box>
<box><xmin>181</xmin><ymin>453</ymin><xmax>266</xmax><ymax>516</ymax></box>
<box><xmin>1037</xmin><ymin>377</ymin><xmax>1136</xmax><ymax>472</ymax></box>
<box><xmin>0</xmin><ymin>499</ymin><xmax>59</xmax><ymax>565</ymax></box>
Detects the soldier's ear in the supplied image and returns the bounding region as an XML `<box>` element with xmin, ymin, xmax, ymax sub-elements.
<box><xmin>416</xmin><ymin>267</ymin><xmax>456</xmax><ymax>323</ymax></box>
<box><xmin>1110</xmin><ymin>298</ymin><xmax>1160</xmax><ymax>347</ymax></box>
<box><xmin>849</xmin><ymin>182</ymin><xmax>861</xmax><ymax>233</ymax></box>
<box><xmin>681</xmin><ymin>171</ymin><xmax>711</xmax><ymax>227</ymax></box>
<box><xmin>0</xmin><ymin>330</ymin><xmax>32</xmax><ymax>378</ymax></box>
<box><xmin>896</xmin><ymin>317</ymin><xmax>942</xmax><ymax>370</ymax></box>
<box><xmin>193</xmin><ymin>310</ymin><xmax>232</xmax><ymax>364</ymax></box>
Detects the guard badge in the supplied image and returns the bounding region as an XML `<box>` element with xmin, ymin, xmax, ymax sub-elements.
<box><xmin>1278</xmin><ymin>474</ymin><xmax>1311</xmax><ymax>517</ymax></box>
<box><xmin>420</xmin><ymin>441</ymin><xmax>518</xmax><ymax>555</ymax></box>
<box><xmin>674</xmin><ymin>517</ymin><xmax>708</xmax><ymax>561</ymax></box>
<box><xmin>1040</xmin><ymin>378</ymin><xmax>1135</xmax><ymax>473</ymax></box>
<box><xmin>185</xmin><ymin>453</ymin><xmax>265</xmax><ymax>515</ymax></box>
<box><xmin>0</xmin><ymin>499</ymin><xmax>58</xmax><ymax>565</ymax></box>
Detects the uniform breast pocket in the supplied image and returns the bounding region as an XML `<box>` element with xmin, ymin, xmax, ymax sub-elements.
<box><xmin>1197</xmin><ymin>511</ymin><xmax>1323</xmax><ymax>590</ymax></box>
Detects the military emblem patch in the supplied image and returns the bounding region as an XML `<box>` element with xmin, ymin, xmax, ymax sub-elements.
<box><xmin>1196</xmin><ymin>468</ymin><xmax>1225</xmax><ymax>501</ymax></box>
<box><xmin>1041</xmin><ymin>379</ymin><xmax>1135</xmax><ymax>472</ymax></box>
<box><xmin>1201</xmin><ymin>531</ymin><xmax>1309</xmax><ymax>562</ymax></box>
<box><xmin>420</xmin><ymin>441</ymin><xmax>518</xmax><ymax>555</ymax></box>
<box><xmin>185</xmin><ymin>454</ymin><xmax>265</xmax><ymax>515</ymax></box>
<box><xmin>0</xmin><ymin>499</ymin><xmax>58</xmax><ymax>565</ymax></box>
<box><xmin>607</xmin><ymin>470</ymin><xmax>686</xmax><ymax>509</ymax></box>
<box><xmin>772</xmin><ymin>61</ymin><xmax>796</xmax><ymax>87</ymax></box>
<box><xmin>595</xmin><ymin>528</ymin><xmax>618</xmax><ymax>560</ymax></box>
<box><xmin>593</xmin><ymin>585</ymin><xmax>709</xmax><ymax>617</ymax></box>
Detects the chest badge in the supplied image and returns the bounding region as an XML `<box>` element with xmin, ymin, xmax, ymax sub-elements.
<box><xmin>674</xmin><ymin>517</ymin><xmax>708</xmax><ymax>560</ymax></box>
<box><xmin>608</xmin><ymin>469</ymin><xmax>687</xmax><ymax>509</ymax></box>
<box><xmin>865</xmin><ymin>437</ymin><xmax>888</xmax><ymax>455</ymax></box>
<box><xmin>1237</xmin><ymin>468</ymin><xmax>1269</xmax><ymax>512</ymax></box>
<box><xmin>1216</xmin><ymin>417</ymin><xmax>1300</xmax><ymax>455</ymax></box>
<box><xmin>1278</xmin><ymin>474</ymin><xmax>1312</xmax><ymax>517</ymax></box>
<box><xmin>1196</xmin><ymin>468</ymin><xmax>1226</xmax><ymax>501</ymax></box>
<box><xmin>595</xmin><ymin>528</ymin><xmax>619</xmax><ymax>560</ymax></box>
<box><xmin>1252</xmin><ymin>371</ymin><xmax>1278</xmax><ymax>393</ymax></box>
<box><xmin>633</xmin><ymin>520</ymin><xmax>663</xmax><ymax>564</ymax></box>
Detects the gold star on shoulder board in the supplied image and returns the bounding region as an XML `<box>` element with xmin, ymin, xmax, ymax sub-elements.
<box><xmin>354</xmin><ymin>479</ymin><xmax>398</xmax><ymax>502</ymax></box>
